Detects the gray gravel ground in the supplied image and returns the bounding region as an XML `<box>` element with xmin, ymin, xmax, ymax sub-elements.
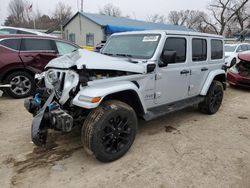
<box><xmin>0</xmin><ymin>86</ymin><xmax>250</xmax><ymax>188</ymax></box>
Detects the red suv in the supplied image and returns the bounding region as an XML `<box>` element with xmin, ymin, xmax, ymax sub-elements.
<box><xmin>0</xmin><ymin>35</ymin><xmax>79</xmax><ymax>98</ymax></box>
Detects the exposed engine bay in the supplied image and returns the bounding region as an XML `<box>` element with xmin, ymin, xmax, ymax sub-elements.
<box><xmin>236</xmin><ymin>61</ymin><xmax>250</xmax><ymax>77</ymax></box>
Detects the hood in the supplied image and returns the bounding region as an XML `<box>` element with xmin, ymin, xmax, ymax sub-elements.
<box><xmin>238</xmin><ymin>53</ymin><xmax>250</xmax><ymax>62</ymax></box>
<box><xmin>46</xmin><ymin>49</ymin><xmax>145</xmax><ymax>74</ymax></box>
<box><xmin>225</xmin><ymin>52</ymin><xmax>234</xmax><ymax>57</ymax></box>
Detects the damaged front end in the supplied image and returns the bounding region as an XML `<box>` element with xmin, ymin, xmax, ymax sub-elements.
<box><xmin>24</xmin><ymin>68</ymin><xmax>83</xmax><ymax>146</ymax></box>
<box><xmin>24</xmin><ymin>65</ymin><xmax>139</xmax><ymax>146</ymax></box>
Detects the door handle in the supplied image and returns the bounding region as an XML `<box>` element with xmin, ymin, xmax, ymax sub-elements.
<box><xmin>180</xmin><ymin>70</ymin><xmax>190</xmax><ymax>74</ymax></box>
<box><xmin>201</xmin><ymin>67</ymin><xmax>208</xmax><ymax>71</ymax></box>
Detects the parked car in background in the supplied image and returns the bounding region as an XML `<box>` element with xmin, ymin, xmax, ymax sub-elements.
<box><xmin>94</xmin><ymin>40</ymin><xmax>106</xmax><ymax>52</ymax></box>
<box><xmin>0</xmin><ymin>35</ymin><xmax>80</xmax><ymax>98</ymax></box>
<box><xmin>225</xmin><ymin>43</ymin><xmax>250</xmax><ymax>68</ymax></box>
<box><xmin>0</xmin><ymin>26</ymin><xmax>56</xmax><ymax>37</ymax></box>
<box><xmin>228</xmin><ymin>53</ymin><xmax>250</xmax><ymax>88</ymax></box>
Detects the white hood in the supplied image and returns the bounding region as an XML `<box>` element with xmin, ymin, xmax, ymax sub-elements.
<box><xmin>46</xmin><ymin>49</ymin><xmax>145</xmax><ymax>74</ymax></box>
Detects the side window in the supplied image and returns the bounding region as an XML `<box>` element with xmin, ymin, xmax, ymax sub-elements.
<box><xmin>86</xmin><ymin>33</ymin><xmax>95</xmax><ymax>46</ymax></box>
<box><xmin>21</xmin><ymin>39</ymin><xmax>55</xmax><ymax>51</ymax></box>
<box><xmin>69</xmin><ymin>33</ymin><xmax>75</xmax><ymax>43</ymax></box>
<box><xmin>0</xmin><ymin>28</ymin><xmax>17</xmax><ymax>34</ymax></box>
<box><xmin>192</xmin><ymin>38</ymin><xmax>207</xmax><ymax>62</ymax></box>
<box><xmin>247</xmin><ymin>45</ymin><xmax>250</xmax><ymax>50</ymax></box>
<box><xmin>241</xmin><ymin>45</ymin><xmax>248</xmax><ymax>51</ymax></box>
<box><xmin>0</xmin><ymin>39</ymin><xmax>21</xmax><ymax>50</ymax></box>
<box><xmin>163</xmin><ymin>37</ymin><xmax>186</xmax><ymax>63</ymax></box>
<box><xmin>236</xmin><ymin>46</ymin><xmax>242</xmax><ymax>52</ymax></box>
<box><xmin>56</xmin><ymin>41</ymin><xmax>78</xmax><ymax>55</ymax></box>
<box><xmin>211</xmin><ymin>39</ymin><xmax>223</xmax><ymax>60</ymax></box>
<box><xmin>17</xmin><ymin>30</ymin><xmax>34</xmax><ymax>35</ymax></box>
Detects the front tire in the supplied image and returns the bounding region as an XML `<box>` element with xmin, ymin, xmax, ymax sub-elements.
<box><xmin>4</xmin><ymin>71</ymin><xmax>35</xmax><ymax>98</ymax></box>
<box><xmin>199</xmin><ymin>81</ymin><xmax>224</xmax><ymax>114</ymax></box>
<box><xmin>82</xmin><ymin>100</ymin><xmax>137</xmax><ymax>162</ymax></box>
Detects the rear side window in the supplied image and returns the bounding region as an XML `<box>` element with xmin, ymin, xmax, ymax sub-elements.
<box><xmin>241</xmin><ymin>45</ymin><xmax>248</xmax><ymax>51</ymax></box>
<box><xmin>21</xmin><ymin>38</ymin><xmax>55</xmax><ymax>51</ymax></box>
<box><xmin>0</xmin><ymin>28</ymin><xmax>17</xmax><ymax>34</ymax></box>
<box><xmin>55</xmin><ymin>41</ymin><xmax>78</xmax><ymax>55</ymax></box>
<box><xmin>17</xmin><ymin>30</ymin><xmax>34</xmax><ymax>35</ymax></box>
<box><xmin>192</xmin><ymin>38</ymin><xmax>207</xmax><ymax>61</ymax></box>
<box><xmin>164</xmin><ymin>37</ymin><xmax>186</xmax><ymax>63</ymax></box>
<box><xmin>0</xmin><ymin>39</ymin><xmax>21</xmax><ymax>50</ymax></box>
<box><xmin>211</xmin><ymin>39</ymin><xmax>223</xmax><ymax>60</ymax></box>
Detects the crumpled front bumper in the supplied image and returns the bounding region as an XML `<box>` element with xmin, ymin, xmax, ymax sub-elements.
<box><xmin>24</xmin><ymin>90</ymin><xmax>74</xmax><ymax>146</ymax></box>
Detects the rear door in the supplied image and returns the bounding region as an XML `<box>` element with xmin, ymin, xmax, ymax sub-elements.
<box><xmin>19</xmin><ymin>38</ymin><xmax>58</xmax><ymax>72</ymax></box>
<box><xmin>189</xmin><ymin>37</ymin><xmax>209</xmax><ymax>96</ymax></box>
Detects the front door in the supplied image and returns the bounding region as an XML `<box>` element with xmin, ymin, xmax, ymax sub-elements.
<box><xmin>154</xmin><ymin>36</ymin><xmax>190</xmax><ymax>105</ymax></box>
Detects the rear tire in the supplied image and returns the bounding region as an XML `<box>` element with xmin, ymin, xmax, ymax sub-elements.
<box><xmin>81</xmin><ymin>100</ymin><xmax>137</xmax><ymax>162</ymax></box>
<box><xmin>4</xmin><ymin>71</ymin><xmax>35</xmax><ymax>98</ymax></box>
<box><xmin>198</xmin><ymin>81</ymin><xmax>223</xmax><ymax>114</ymax></box>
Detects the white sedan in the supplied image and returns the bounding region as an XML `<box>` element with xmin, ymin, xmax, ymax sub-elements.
<box><xmin>225</xmin><ymin>43</ymin><xmax>250</xmax><ymax>67</ymax></box>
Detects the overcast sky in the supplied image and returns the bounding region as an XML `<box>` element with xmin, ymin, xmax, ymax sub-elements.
<box><xmin>0</xmin><ymin>0</ymin><xmax>209</xmax><ymax>25</ymax></box>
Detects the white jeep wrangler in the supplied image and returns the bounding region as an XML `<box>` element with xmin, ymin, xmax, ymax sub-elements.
<box><xmin>25</xmin><ymin>30</ymin><xmax>226</xmax><ymax>162</ymax></box>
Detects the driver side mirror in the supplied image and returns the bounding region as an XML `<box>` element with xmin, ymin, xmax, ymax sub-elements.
<box><xmin>160</xmin><ymin>50</ymin><xmax>176</xmax><ymax>67</ymax></box>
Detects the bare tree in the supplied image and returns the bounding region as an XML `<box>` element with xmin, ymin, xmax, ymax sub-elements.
<box><xmin>5</xmin><ymin>0</ymin><xmax>30</xmax><ymax>26</ymax></box>
<box><xmin>99</xmin><ymin>3</ymin><xmax>122</xmax><ymax>17</ymax></box>
<box><xmin>168</xmin><ymin>10</ymin><xmax>189</xmax><ymax>26</ymax></box>
<box><xmin>147</xmin><ymin>14</ymin><xmax>166</xmax><ymax>23</ymax></box>
<box><xmin>168</xmin><ymin>10</ymin><xmax>213</xmax><ymax>33</ymax></box>
<box><xmin>205</xmin><ymin>0</ymin><xmax>249</xmax><ymax>35</ymax></box>
<box><xmin>231</xmin><ymin>0</ymin><xmax>250</xmax><ymax>31</ymax></box>
<box><xmin>53</xmin><ymin>2</ymin><xmax>72</xmax><ymax>25</ymax></box>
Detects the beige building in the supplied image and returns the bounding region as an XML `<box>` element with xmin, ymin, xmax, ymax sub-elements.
<box><xmin>63</xmin><ymin>12</ymin><xmax>191</xmax><ymax>47</ymax></box>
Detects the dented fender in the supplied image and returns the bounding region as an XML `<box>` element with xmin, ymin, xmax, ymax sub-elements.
<box><xmin>72</xmin><ymin>81</ymin><xmax>147</xmax><ymax>112</ymax></box>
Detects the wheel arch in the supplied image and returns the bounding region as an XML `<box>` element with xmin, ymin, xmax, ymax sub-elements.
<box><xmin>102</xmin><ymin>89</ymin><xmax>146</xmax><ymax>117</ymax></box>
<box><xmin>200</xmin><ymin>70</ymin><xmax>226</xmax><ymax>96</ymax></box>
<box><xmin>72</xmin><ymin>81</ymin><xmax>147</xmax><ymax>116</ymax></box>
<box><xmin>1</xmin><ymin>68</ymin><xmax>35</xmax><ymax>82</ymax></box>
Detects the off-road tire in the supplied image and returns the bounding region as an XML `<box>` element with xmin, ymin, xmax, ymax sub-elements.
<box><xmin>4</xmin><ymin>71</ymin><xmax>35</xmax><ymax>98</ymax></box>
<box><xmin>81</xmin><ymin>100</ymin><xmax>137</xmax><ymax>162</ymax></box>
<box><xmin>198</xmin><ymin>81</ymin><xmax>223</xmax><ymax>115</ymax></box>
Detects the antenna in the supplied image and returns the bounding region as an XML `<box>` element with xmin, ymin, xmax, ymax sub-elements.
<box><xmin>80</xmin><ymin>0</ymin><xmax>83</xmax><ymax>12</ymax></box>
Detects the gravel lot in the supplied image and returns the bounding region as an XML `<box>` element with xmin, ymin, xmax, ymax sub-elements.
<box><xmin>0</xmin><ymin>86</ymin><xmax>250</xmax><ymax>188</ymax></box>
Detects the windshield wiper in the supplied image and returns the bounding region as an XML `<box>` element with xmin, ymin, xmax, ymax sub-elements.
<box><xmin>102</xmin><ymin>52</ymin><xmax>115</xmax><ymax>56</ymax></box>
<box><xmin>115</xmin><ymin>53</ymin><xmax>133</xmax><ymax>58</ymax></box>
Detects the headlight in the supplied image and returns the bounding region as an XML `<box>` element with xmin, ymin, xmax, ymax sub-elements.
<box><xmin>229</xmin><ymin>66</ymin><xmax>238</xmax><ymax>74</ymax></box>
<box><xmin>35</xmin><ymin>72</ymin><xmax>45</xmax><ymax>80</ymax></box>
<box><xmin>46</xmin><ymin>70</ymin><xmax>58</xmax><ymax>84</ymax></box>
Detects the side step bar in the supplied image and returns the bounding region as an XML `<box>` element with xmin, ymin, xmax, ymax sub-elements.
<box><xmin>143</xmin><ymin>96</ymin><xmax>204</xmax><ymax>121</ymax></box>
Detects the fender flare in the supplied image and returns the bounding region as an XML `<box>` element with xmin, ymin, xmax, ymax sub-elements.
<box><xmin>72</xmin><ymin>81</ymin><xmax>147</xmax><ymax>112</ymax></box>
<box><xmin>200</xmin><ymin>69</ymin><xmax>226</xmax><ymax>96</ymax></box>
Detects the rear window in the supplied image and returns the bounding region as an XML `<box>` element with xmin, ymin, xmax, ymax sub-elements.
<box><xmin>0</xmin><ymin>39</ymin><xmax>21</xmax><ymax>50</ymax></box>
<box><xmin>192</xmin><ymin>38</ymin><xmax>207</xmax><ymax>61</ymax></box>
<box><xmin>21</xmin><ymin>38</ymin><xmax>55</xmax><ymax>51</ymax></box>
<box><xmin>211</xmin><ymin>39</ymin><xmax>223</xmax><ymax>60</ymax></box>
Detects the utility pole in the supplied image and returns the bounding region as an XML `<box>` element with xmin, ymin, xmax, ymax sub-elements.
<box><xmin>81</xmin><ymin>0</ymin><xmax>83</xmax><ymax>12</ymax></box>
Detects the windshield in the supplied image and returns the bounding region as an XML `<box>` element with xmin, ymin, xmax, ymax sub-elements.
<box><xmin>102</xmin><ymin>34</ymin><xmax>161</xmax><ymax>59</ymax></box>
<box><xmin>225</xmin><ymin>45</ymin><xmax>237</xmax><ymax>52</ymax></box>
